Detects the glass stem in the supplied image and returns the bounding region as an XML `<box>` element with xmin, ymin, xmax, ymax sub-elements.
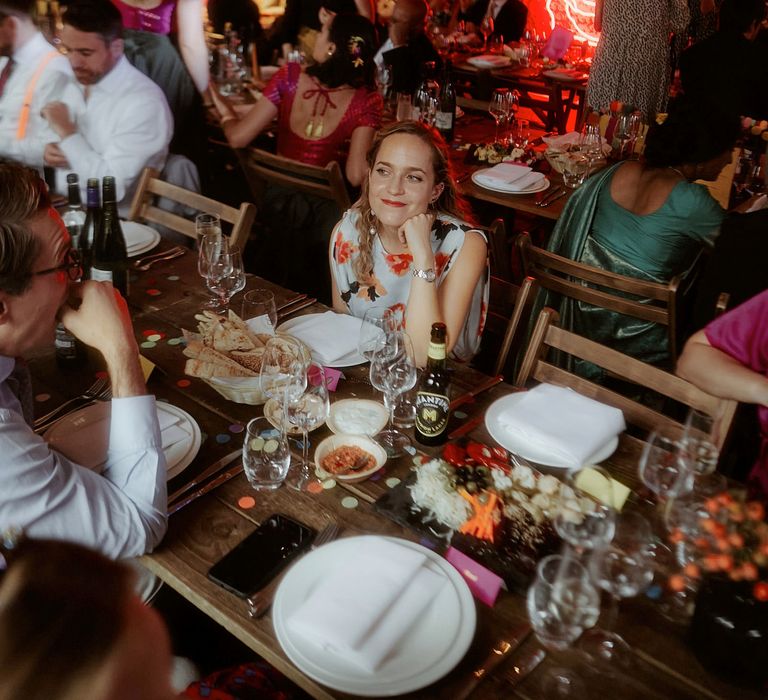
<box><xmin>494</xmin><ymin>119</ymin><xmax>499</xmax><ymax>145</ymax></box>
<box><xmin>601</xmin><ymin>593</ymin><xmax>620</xmax><ymax>631</ymax></box>
<box><xmin>385</xmin><ymin>392</ymin><xmax>395</xmax><ymax>432</ymax></box>
<box><xmin>301</xmin><ymin>426</ymin><xmax>309</xmax><ymax>478</ymax></box>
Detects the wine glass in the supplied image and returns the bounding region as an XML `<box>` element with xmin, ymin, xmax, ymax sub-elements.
<box><xmin>206</xmin><ymin>246</ymin><xmax>246</xmax><ymax>313</ymax></box>
<box><xmin>555</xmin><ymin>466</ymin><xmax>617</xmax><ymax>558</ymax></box>
<box><xmin>638</xmin><ymin>427</ymin><xmax>692</xmax><ymax>522</ymax></box>
<box><xmin>369</xmin><ymin>331</ymin><xmax>417</xmax><ymax>457</ymax></box>
<box><xmin>416</xmin><ymin>93</ymin><xmax>438</xmax><ymax>127</ymax></box>
<box><xmin>580</xmin><ymin>122</ymin><xmax>603</xmax><ymax>167</ymax></box>
<box><xmin>242</xmin><ymin>417</ymin><xmax>291</xmax><ymax>491</ymax></box>
<box><xmin>680</xmin><ymin>409</ymin><xmax>720</xmax><ymax>483</ymax></box>
<box><xmin>376</xmin><ymin>62</ymin><xmax>393</xmax><ymax>106</ymax></box>
<box><xmin>489</xmin><ymin>33</ymin><xmax>504</xmax><ymax>55</ymax></box>
<box><xmin>479</xmin><ymin>15</ymin><xmax>494</xmax><ymax>52</ymax></box>
<box><xmin>197</xmin><ymin>230</ymin><xmax>228</xmax><ymax>308</ymax></box>
<box><xmin>241</xmin><ymin>289</ymin><xmax>277</xmax><ymax>330</ymax></box>
<box><xmin>284</xmin><ymin>364</ymin><xmax>330</xmax><ymax>491</ymax></box>
<box><xmin>259</xmin><ymin>336</ymin><xmax>309</xmax><ymax>402</ymax></box>
<box><xmin>489</xmin><ymin>88</ymin><xmax>510</xmax><ymax>146</ymax></box>
<box><xmin>196</xmin><ymin>213</ymin><xmax>221</xmax><ymax>239</ymax></box>
<box><xmin>357</xmin><ymin>307</ymin><xmax>394</xmax><ymax>360</ymax></box>
<box><xmin>512</xmin><ymin>117</ymin><xmax>530</xmax><ymax>149</ymax></box>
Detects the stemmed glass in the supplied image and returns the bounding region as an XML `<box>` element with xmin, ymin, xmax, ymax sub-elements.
<box><xmin>206</xmin><ymin>246</ymin><xmax>246</xmax><ymax>313</ymax></box>
<box><xmin>376</xmin><ymin>63</ymin><xmax>393</xmax><ymax>107</ymax></box>
<box><xmin>580</xmin><ymin>122</ymin><xmax>603</xmax><ymax>170</ymax></box>
<box><xmin>197</xmin><ymin>227</ymin><xmax>227</xmax><ymax>308</ymax></box>
<box><xmin>284</xmin><ymin>364</ymin><xmax>330</xmax><ymax>491</ymax></box>
<box><xmin>479</xmin><ymin>15</ymin><xmax>494</xmax><ymax>52</ymax></box>
<box><xmin>680</xmin><ymin>409</ymin><xmax>720</xmax><ymax>487</ymax></box>
<box><xmin>489</xmin><ymin>88</ymin><xmax>511</xmax><ymax>146</ymax></box>
<box><xmin>638</xmin><ymin>427</ymin><xmax>692</xmax><ymax>525</ymax></box>
<box><xmin>369</xmin><ymin>331</ymin><xmax>417</xmax><ymax>457</ymax></box>
<box><xmin>357</xmin><ymin>307</ymin><xmax>394</xmax><ymax>360</ymax></box>
<box><xmin>259</xmin><ymin>336</ymin><xmax>309</xmax><ymax>403</ymax></box>
<box><xmin>416</xmin><ymin>93</ymin><xmax>438</xmax><ymax>127</ymax></box>
<box><xmin>241</xmin><ymin>288</ymin><xmax>277</xmax><ymax>330</ymax></box>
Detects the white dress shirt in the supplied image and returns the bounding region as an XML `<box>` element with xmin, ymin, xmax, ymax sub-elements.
<box><xmin>0</xmin><ymin>356</ymin><xmax>168</xmax><ymax>559</ymax></box>
<box><xmin>374</xmin><ymin>37</ymin><xmax>393</xmax><ymax>69</ymax></box>
<box><xmin>486</xmin><ymin>0</ymin><xmax>507</xmax><ymax>19</ymax></box>
<box><xmin>56</xmin><ymin>55</ymin><xmax>173</xmax><ymax>214</ymax></box>
<box><xmin>0</xmin><ymin>31</ymin><xmax>71</xmax><ymax>167</ymax></box>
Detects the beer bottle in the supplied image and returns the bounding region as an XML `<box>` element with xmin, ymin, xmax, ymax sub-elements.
<box><xmin>91</xmin><ymin>176</ymin><xmax>128</xmax><ymax>298</ymax></box>
<box><xmin>414</xmin><ymin>322</ymin><xmax>451</xmax><ymax>445</ymax></box>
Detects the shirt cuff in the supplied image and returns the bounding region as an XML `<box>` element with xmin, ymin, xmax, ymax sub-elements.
<box><xmin>109</xmin><ymin>395</ymin><xmax>161</xmax><ymax>452</ymax></box>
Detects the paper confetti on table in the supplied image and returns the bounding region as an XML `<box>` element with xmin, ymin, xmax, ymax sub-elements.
<box><xmin>341</xmin><ymin>496</ymin><xmax>359</xmax><ymax>509</ymax></box>
<box><xmin>237</xmin><ymin>496</ymin><xmax>256</xmax><ymax>509</ymax></box>
<box><xmin>385</xmin><ymin>477</ymin><xmax>401</xmax><ymax>488</ymax></box>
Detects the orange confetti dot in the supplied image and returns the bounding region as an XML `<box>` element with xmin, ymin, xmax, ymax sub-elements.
<box><xmin>668</xmin><ymin>574</ymin><xmax>686</xmax><ymax>592</ymax></box>
<box><xmin>307</xmin><ymin>481</ymin><xmax>324</xmax><ymax>494</ymax></box>
<box><xmin>683</xmin><ymin>563</ymin><xmax>701</xmax><ymax>579</ymax></box>
<box><xmin>668</xmin><ymin>528</ymin><xmax>684</xmax><ymax>544</ymax></box>
<box><xmin>747</xmin><ymin>502</ymin><xmax>765</xmax><ymax>521</ymax></box>
<box><xmin>237</xmin><ymin>496</ymin><xmax>256</xmax><ymax>509</ymax></box>
<box><xmin>176</xmin><ymin>379</ymin><xmax>191</xmax><ymax>388</ymax></box>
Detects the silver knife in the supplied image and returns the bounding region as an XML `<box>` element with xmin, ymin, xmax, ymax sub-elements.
<box><xmin>454</xmin><ymin>623</ymin><xmax>532</xmax><ymax>700</ymax></box>
<box><xmin>168</xmin><ymin>459</ymin><xmax>243</xmax><ymax>515</ymax></box>
<box><xmin>505</xmin><ymin>647</ymin><xmax>546</xmax><ymax>690</ymax></box>
<box><xmin>276</xmin><ymin>293</ymin><xmax>307</xmax><ymax>313</ymax></box>
<box><xmin>536</xmin><ymin>186</ymin><xmax>563</xmax><ymax>206</ymax></box>
<box><xmin>277</xmin><ymin>297</ymin><xmax>317</xmax><ymax>321</ymax></box>
<box><xmin>540</xmin><ymin>190</ymin><xmax>567</xmax><ymax>208</ymax></box>
<box><xmin>167</xmin><ymin>449</ymin><xmax>241</xmax><ymax>505</ymax></box>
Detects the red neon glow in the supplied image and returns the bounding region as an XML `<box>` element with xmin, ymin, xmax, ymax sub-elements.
<box><xmin>530</xmin><ymin>0</ymin><xmax>600</xmax><ymax>46</ymax></box>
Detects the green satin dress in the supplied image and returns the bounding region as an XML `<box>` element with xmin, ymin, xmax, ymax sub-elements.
<box><xmin>528</xmin><ymin>163</ymin><xmax>723</xmax><ymax>378</ymax></box>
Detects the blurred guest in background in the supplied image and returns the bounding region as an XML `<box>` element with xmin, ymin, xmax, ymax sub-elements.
<box><xmin>680</xmin><ymin>0</ymin><xmax>768</xmax><ymax>121</ymax></box>
<box><xmin>534</xmin><ymin>99</ymin><xmax>739</xmax><ymax>374</ymax></box>
<box><xmin>330</xmin><ymin>121</ymin><xmax>488</xmax><ymax>365</ymax></box>
<box><xmin>587</xmin><ymin>0</ymin><xmax>688</xmax><ymax>119</ymax></box>
<box><xmin>207</xmin><ymin>0</ymin><xmax>267</xmax><ymax>68</ymax></box>
<box><xmin>457</xmin><ymin>0</ymin><xmax>527</xmax><ymax>43</ymax></box>
<box><xmin>0</xmin><ymin>0</ymin><xmax>70</xmax><ymax>169</ymax></box>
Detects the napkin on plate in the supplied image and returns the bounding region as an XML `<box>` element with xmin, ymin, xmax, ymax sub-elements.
<box><xmin>283</xmin><ymin>311</ymin><xmax>362</xmax><ymax>365</ymax></box>
<box><xmin>497</xmin><ymin>383</ymin><xmax>625</xmax><ymax>469</ymax></box>
<box><xmin>287</xmin><ymin>538</ymin><xmax>446</xmax><ymax>672</ymax></box>
<box><xmin>474</xmin><ymin>164</ymin><xmax>545</xmax><ymax>192</ymax></box>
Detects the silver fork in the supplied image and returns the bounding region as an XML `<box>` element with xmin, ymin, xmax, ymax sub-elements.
<box><xmin>246</xmin><ymin>520</ymin><xmax>340</xmax><ymax>618</ymax></box>
<box><xmin>34</xmin><ymin>377</ymin><xmax>110</xmax><ymax>429</ymax></box>
<box><xmin>134</xmin><ymin>248</ymin><xmax>185</xmax><ymax>271</ymax></box>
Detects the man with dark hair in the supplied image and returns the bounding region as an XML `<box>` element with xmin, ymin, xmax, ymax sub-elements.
<box><xmin>680</xmin><ymin>0</ymin><xmax>768</xmax><ymax>119</ymax></box>
<box><xmin>0</xmin><ymin>0</ymin><xmax>70</xmax><ymax>167</ymax></box>
<box><xmin>375</xmin><ymin>0</ymin><xmax>440</xmax><ymax>95</ymax></box>
<box><xmin>458</xmin><ymin>0</ymin><xmax>528</xmax><ymax>44</ymax></box>
<box><xmin>41</xmin><ymin>0</ymin><xmax>172</xmax><ymax>211</ymax></box>
<box><xmin>0</xmin><ymin>160</ymin><xmax>167</xmax><ymax>558</ymax></box>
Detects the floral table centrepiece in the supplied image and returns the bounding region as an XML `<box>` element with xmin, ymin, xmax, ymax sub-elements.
<box><xmin>677</xmin><ymin>492</ymin><xmax>768</xmax><ymax>688</ymax></box>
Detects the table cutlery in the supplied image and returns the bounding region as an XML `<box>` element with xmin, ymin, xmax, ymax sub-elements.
<box><xmin>134</xmin><ymin>248</ymin><xmax>186</xmax><ymax>271</ymax></box>
<box><xmin>276</xmin><ymin>293</ymin><xmax>307</xmax><ymax>312</ymax></box>
<box><xmin>33</xmin><ymin>377</ymin><xmax>110</xmax><ymax>430</ymax></box>
<box><xmin>539</xmin><ymin>190</ymin><xmax>567</xmax><ymax>208</ymax></box>
<box><xmin>454</xmin><ymin>623</ymin><xmax>532</xmax><ymax>700</ymax></box>
<box><xmin>536</xmin><ymin>186</ymin><xmax>563</xmax><ymax>207</ymax></box>
<box><xmin>167</xmin><ymin>448</ymin><xmax>242</xmax><ymax>505</ymax></box>
<box><xmin>277</xmin><ymin>297</ymin><xmax>317</xmax><ymax>321</ymax></box>
<box><xmin>448</xmin><ymin>415</ymin><xmax>483</xmax><ymax>441</ymax></box>
<box><xmin>455</xmin><ymin>171</ymin><xmax>473</xmax><ymax>185</ymax></box>
<box><xmin>246</xmin><ymin>520</ymin><xmax>341</xmax><ymax>618</ymax></box>
<box><xmin>168</xmin><ymin>458</ymin><xmax>243</xmax><ymax>515</ymax></box>
<box><xmin>504</xmin><ymin>646</ymin><xmax>546</xmax><ymax>690</ymax></box>
<box><xmin>449</xmin><ymin>374</ymin><xmax>503</xmax><ymax>411</ymax></box>
<box><xmin>132</xmin><ymin>246</ymin><xmax>184</xmax><ymax>269</ymax></box>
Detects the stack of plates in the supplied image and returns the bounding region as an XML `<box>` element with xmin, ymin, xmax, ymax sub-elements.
<box><xmin>122</xmin><ymin>221</ymin><xmax>161</xmax><ymax>258</ymax></box>
<box><xmin>467</xmin><ymin>54</ymin><xmax>511</xmax><ymax>69</ymax></box>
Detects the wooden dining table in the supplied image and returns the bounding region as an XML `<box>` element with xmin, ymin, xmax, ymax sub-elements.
<box><xmin>27</xmin><ymin>250</ymin><xmax>760</xmax><ymax>700</ymax></box>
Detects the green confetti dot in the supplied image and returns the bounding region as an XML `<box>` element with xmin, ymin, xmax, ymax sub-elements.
<box><xmin>385</xmin><ymin>477</ymin><xmax>401</xmax><ymax>488</ymax></box>
<box><xmin>404</xmin><ymin>445</ymin><xmax>417</xmax><ymax>455</ymax></box>
<box><xmin>167</xmin><ymin>275</ymin><xmax>180</xmax><ymax>281</ymax></box>
<box><xmin>321</xmin><ymin>479</ymin><xmax>337</xmax><ymax>490</ymax></box>
<box><xmin>167</xmin><ymin>337</ymin><xmax>183</xmax><ymax>346</ymax></box>
<box><xmin>341</xmin><ymin>496</ymin><xmax>359</xmax><ymax>509</ymax></box>
<box><xmin>412</xmin><ymin>456</ymin><xmax>423</xmax><ymax>466</ymax></box>
<box><xmin>454</xmin><ymin>410</ymin><xmax>468</xmax><ymax>419</ymax></box>
<box><xmin>147</xmin><ymin>333</ymin><xmax>161</xmax><ymax>342</ymax></box>
<box><xmin>140</xmin><ymin>341</ymin><xmax>156</xmax><ymax>349</ymax></box>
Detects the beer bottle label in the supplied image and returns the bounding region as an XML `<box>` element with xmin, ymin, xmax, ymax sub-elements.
<box><xmin>415</xmin><ymin>390</ymin><xmax>450</xmax><ymax>437</ymax></box>
<box><xmin>428</xmin><ymin>341</ymin><xmax>446</xmax><ymax>360</ymax></box>
<box><xmin>90</xmin><ymin>267</ymin><xmax>113</xmax><ymax>283</ymax></box>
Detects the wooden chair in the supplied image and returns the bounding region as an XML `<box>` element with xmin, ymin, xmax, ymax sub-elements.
<box><xmin>485</xmin><ymin>217</ymin><xmax>512</xmax><ymax>281</ymax></box>
<box><xmin>516</xmin><ymin>232</ymin><xmax>700</xmax><ymax>362</ymax></box>
<box><xmin>517</xmin><ymin>308</ymin><xmax>738</xmax><ymax>450</ymax></box>
<box><xmin>236</xmin><ymin>147</ymin><xmax>351</xmax><ymax>212</ymax></box>
<box><xmin>127</xmin><ymin>168</ymin><xmax>257</xmax><ymax>250</ymax></box>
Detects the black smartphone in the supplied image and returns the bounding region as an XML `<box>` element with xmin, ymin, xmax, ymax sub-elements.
<box><xmin>207</xmin><ymin>514</ymin><xmax>316</xmax><ymax>598</ymax></box>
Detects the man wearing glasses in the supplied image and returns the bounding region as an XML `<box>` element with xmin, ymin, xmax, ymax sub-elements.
<box><xmin>0</xmin><ymin>161</ymin><xmax>167</xmax><ymax>558</ymax></box>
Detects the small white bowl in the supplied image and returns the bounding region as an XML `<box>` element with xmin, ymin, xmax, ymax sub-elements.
<box><xmin>326</xmin><ymin>399</ymin><xmax>388</xmax><ymax>436</ymax></box>
<box><xmin>314</xmin><ymin>434</ymin><xmax>387</xmax><ymax>483</ymax></box>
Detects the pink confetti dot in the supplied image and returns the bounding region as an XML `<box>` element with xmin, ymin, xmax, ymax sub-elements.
<box><xmin>35</xmin><ymin>393</ymin><xmax>50</xmax><ymax>402</ymax></box>
<box><xmin>146</xmin><ymin>289</ymin><xmax>161</xmax><ymax>296</ymax></box>
<box><xmin>142</xmin><ymin>329</ymin><xmax>157</xmax><ymax>337</ymax></box>
<box><xmin>237</xmin><ymin>496</ymin><xmax>256</xmax><ymax>509</ymax></box>
<box><xmin>176</xmin><ymin>379</ymin><xmax>191</xmax><ymax>388</ymax></box>
<box><xmin>228</xmin><ymin>424</ymin><xmax>244</xmax><ymax>433</ymax></box>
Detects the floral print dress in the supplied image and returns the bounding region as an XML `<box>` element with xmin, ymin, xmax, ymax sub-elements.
<box><xmin>330</xmin><ymin>208</ymin><xmax>489</xmax><ymax>361</ymax></box>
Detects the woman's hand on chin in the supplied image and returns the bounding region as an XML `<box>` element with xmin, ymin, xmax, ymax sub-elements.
<box><xmin>398</xmin><ymin>213</ymin><xmax>435</xmax><ymax>265</ymax></box>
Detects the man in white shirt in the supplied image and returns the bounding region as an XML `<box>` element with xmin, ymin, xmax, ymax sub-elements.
<box><xmin>0</xmin><ymin>161</ymin><xmax>167</xmax><ymax>559</ymax></box>
<box><xmin>0</xmin><ymin>0</ymin><xmax>71</xmax><ymax>167</ymax></box>
<box><xmin>42</xmin><ymin>0</ymin><xmax>172</xmax><ymax>213</ymax></box>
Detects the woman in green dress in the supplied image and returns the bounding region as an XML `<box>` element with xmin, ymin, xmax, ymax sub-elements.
<box><xmin>539</xmin><ymin>99</ymin><xmax>740</xmax><ymax>374</ymax></box>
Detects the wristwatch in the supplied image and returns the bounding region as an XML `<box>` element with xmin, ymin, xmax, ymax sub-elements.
<box><xmin>412</xmin><ymin>267</ymin><xmax>436</xmax><ymax>283</ymax></box>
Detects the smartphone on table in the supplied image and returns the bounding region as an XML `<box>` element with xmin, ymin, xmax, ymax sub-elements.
<box><xmin>207</xmin><ymin>513</ymin><xmax>316</xmax><ymax>598</ymax></box>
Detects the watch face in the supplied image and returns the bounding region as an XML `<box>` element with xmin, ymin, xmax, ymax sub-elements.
<box><xmin>414</xmin><ymin>268</ymin><xmax>436</xmax><ymax>282</ymax></box>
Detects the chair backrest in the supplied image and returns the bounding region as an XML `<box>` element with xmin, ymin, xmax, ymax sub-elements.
<box><xmin>490</xmin><ymin>275</ymin><xmax>537</xmax><ymax>377</ymax></box>
<box><xmin>237</xmin><ymin>147</ymin><xmax>351</xmax><ymax>211</ymax></box>
<box><xmin>516</xmin><ymin>308</ymin><xmax>737</xmax><ymax>449</ymax></box>
<box><xmin>127</xmin><ymin>168</ymin><xmax>257</xmax><ymax>250</ymax></box>
<box><xmin>486</xmin><ymin>217</ymin><xmax>512</xmax><ymax>280</ymax></box>
<box><xmin>515</xmin><ymin>232</ymin><xmax>695</xmax><ymax>361</ymax></box>
<box><xmin>695</xmin><ymin>147</ymin><xmax>739</xmax><ymax>210</ymax></box>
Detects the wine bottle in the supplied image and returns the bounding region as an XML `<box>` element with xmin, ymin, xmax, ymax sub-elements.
<box><xmin>435</xmin><ymin>59</ymin><xmax>456</xmax><ymax>143</ymax></box>
<box><xmin>61</xmin><ymin>173</ymin><xmax>85</xmax><ymax>247</ymax></box>
<box><xmin>78</xmin><ymin>178</ymin><xmax>100</xmax><ymax>279</ymax></box>
<box><xmin>414</xmin><ymin>322</ymin><xmax>451</xmax><ymax>446</ymax></box>
<box><xmin>91</xmin><ymin>176</ymin><xmax>128</xmax><ymax>298</ymax></box>
<box><xmin>412</xmin><ymin>61</ymin><xmax>439</xmax><ymax>122</ymax></box>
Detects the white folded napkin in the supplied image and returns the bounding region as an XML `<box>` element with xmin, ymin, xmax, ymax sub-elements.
<box><xmin>498</xmin><ymin>383</ymin><xmax>626</xmax><ymax>469</ymax></box>
<box><xmin>474</xmin><ymin>162</ymin><xmax>531</xmax><ymax>188</ymax></box>
<box><xmin>284</xmin><ymin>311</ymin><xmax>362</xmax><ymax>365</ymax></box>
<box><xmin>287</xmin><ymin>538</ymin><xmax>446</xmax><ymax>672</ymax></box>
<box><xmin>503</xmin><ymin>171</ymin><xmax>546</xmax><ymax>191</ymax></box>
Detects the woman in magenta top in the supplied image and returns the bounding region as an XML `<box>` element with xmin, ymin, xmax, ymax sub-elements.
<box><xmin>678</xmin><ymin>290</ymin><xmax>768</xmax><ymax>497</ymax></box>
<box><xmin>212</xmin><ymin>13</ymin><xmax>382</xmax><ymax>186</ymax></box>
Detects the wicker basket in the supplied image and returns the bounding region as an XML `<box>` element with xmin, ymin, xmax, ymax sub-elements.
<box><xmin>203</xmin><ymin>376</ymin><xmax>266</xmax><ymax>405</ymax></box>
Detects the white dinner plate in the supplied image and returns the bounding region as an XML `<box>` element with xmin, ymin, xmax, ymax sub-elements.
<box><xmin>278</xmin><ymin>313</ymin><xmax>367</xmax><ymax>367</ymax></box>
<box><xmin>467</xmin><ymin>54</ymin><xmax>511</xmax><ymax>68</ymax></box>
<box><xmin>542</xmin><ymin>69</ymin><xmax>588</xmax><ymax>82</ymax></box>
<box><xmin>273</xmin><ymin>536</ymin><xmax>476</xmax><ymax>697</ymax></box>
<box><xmin>122</xmin><ymin>221</ymin><xmax>161</xmax><ymax>258</ymax></box>
<box><xmin>484</xmin><ymin>392</ymin><xmax>619</xmax><ymax>469</ymax></box>
<box><xmin>44</xmin><ymin>400</ymin><xmax>201</xmax><ymax>481</ymax></box>
<box><xmin>471</xmin><ymin>170</ymin><xmax>551</xmax><ymax>195</ymax></box>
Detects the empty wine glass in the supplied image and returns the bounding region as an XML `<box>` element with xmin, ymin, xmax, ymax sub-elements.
<box><xmin>376</xmin><ymin>62</ymin><xmax>393</xmax><ymax>105</ymax></box>
<box><xmin>479</xmin><ymin>15</ymin><xmax>494</xmax><ymax>52</ymax></box>
<box><xmin>638</xmin><ymin>428</ymin><xmax>692</xmax><ymax>517</ymax></box>
<box><xmin>416</xmin><ymin>93</ymin><xmax>438</xmax><ymax>127</ymax></box>
<box><xmin>259</xmin><ymin>336</ymin><xmax>309</xmax><ymax>402</ymax></box>
<box><xmin>680</xmin><ymin>409</ymin><xmax>720</xmax><ymax>482</ymax></box>
<box><xmin>285</xmin><ymin>364</ymin><xmax>330</xmax><ymax>491</ymax></box>
<box><xmin>196</xmin><ymin>213</ymin><xmax>222</xmax><ymax>239</ymax></box>
<box><xmin>206</xmin><ymin>246</ymin><xmax>246</xmax><ymax>313</ymax></box>
<box><xmin>242</xmin><ymin>417</ymin><xmax>291</xmax><ymax>491</ymax></box>
<box><xmin>489</xmin><ymin>88</ymin><xmax>511</xmax><ymax>146</ymax></box>
<box><xmin>241</xmin><ymin>288</ymin><xmax>277</xmax><ymax>330</ymax></box>
<box><xmin>197</xmin><ymin>229</ymin><xmax>228</xmax><ymax>307</ymax></box>
<box><xmin>512</xmin><ymin>117</ymin><xmax>530</xmax><ymax>149</ymax></box>
<box><xmin>580</xmin><ymin>122</ymin><xmax>603</xmax><ymax>167</ymax></box>
<box><xmin>357</xmin><ymin>307</ymin><xmax>394</xmax><ymax>360</ymax></box>
<box><xmin>369</xmin><ymin>331</ymin><xmax>417</xmax><ymax>457</ymax></box>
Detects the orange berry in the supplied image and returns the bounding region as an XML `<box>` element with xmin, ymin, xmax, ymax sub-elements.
<box><xmin>742</xmin><ymin>563</ymin><xmax>759</xmax><ymax>581</ymax></box>
<box><xmin>668</xmin><ymin>574</ymin><xmax>686</xmax><ymax>592</ymax></box>
<box><xmin>727</xmin><ymin>532</ymin><xmax>744</xmax><ymax>548</ymax></box>
<box><xmin>668</xmin><ymin>528</ymin><xmax>684</xmax><ymax>544</ymax></box>
<box><xmin>683</xmin><ymin>562</ymin><xmax>701</xmax><ymax>579</ymax></box>
<box><xmin>714</xmin><ymin>537</ymin><xmax>731</xmax><ymax>553</ymax></box>
<box><xmin>717</xmin><ymin>492</ymin><xmax>734</xmax><ymax>506</ymax></box>
<box><xmin>717</xmin><ymin>554</ymin><xmax>734</xmax><ymax>571</ymax></box>
<box><xmin>694</xmin><ymin>536</ymin><xmax>711</xmax><ymax>549</ymax></box>
<box><xmin>760</xmin><ymin>543</ymin><xmax>768</xmax><ymax>556</ymax></box>
<box><xmin>705</xmin><ymin>498</ymin><xmax>720</xmax><ymax>515</ymax></box>
<box><xmin>701</xmin><ymin>519</ymin><xmax>719</xmax><ymax>534</ymax></box>
<box><xmin>746</xmin><ymin>502</ymin><xmax>766</xmax><ymax>521</ymax></box>
<box><xmin>704</xmin><ymin>554</ymin><xmax>721</xmax><ymax>571</ymax></box>
<box><xmin>753</xmin><ymin>582</ymin><xmax>768</xmax><ymax>602</ymax></box>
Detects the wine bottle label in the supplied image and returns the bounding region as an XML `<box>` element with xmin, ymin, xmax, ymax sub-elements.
<box><xmin>415</xmin><ymin>391</ymin><xmax>449</xmax><ymax>437</ymax></box>
<box><xmin>427</xmin><ymin>341</ymin><xmax>446</xmax><ymax>360</ymax></box>
<box><xmin>90</xmin><ymin>267</ymin><xmax>113</xmax><ymax>283</ymax></box>
<box><xmin>435</xmin><ymin>111</ymin><xmax>454</xmax><ymax>130</ymax></box>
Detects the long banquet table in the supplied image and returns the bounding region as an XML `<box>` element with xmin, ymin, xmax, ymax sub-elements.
<box><xmin>28</xmin><ymin>250</ymin><xmax>760</xmax><ymax>700</ymax></box>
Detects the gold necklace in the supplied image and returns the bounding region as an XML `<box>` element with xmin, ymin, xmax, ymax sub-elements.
<box><xmin>668</xmin><ymin>166</ymin><xmax>687</xmax><ymax>180</ymax></box>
